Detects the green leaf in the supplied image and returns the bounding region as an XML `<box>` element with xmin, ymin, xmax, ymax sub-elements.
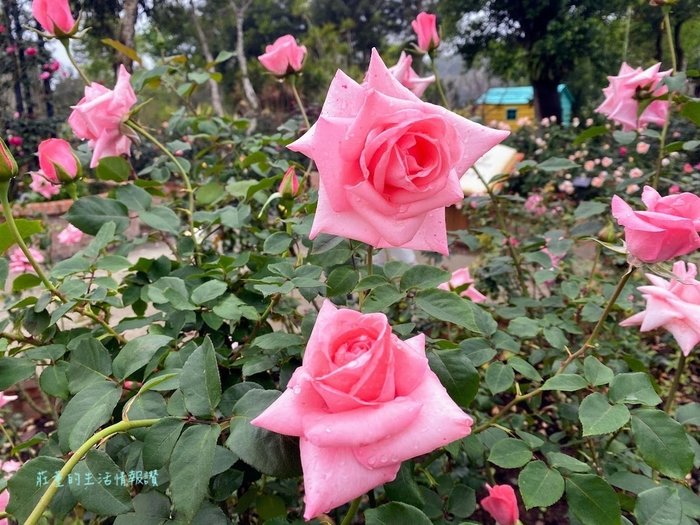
<box><xmin>326</xmin><ymin>266</ymin><xmax>359</xmax><ymax>297</ymax></box>
<box><xmin>459</xmin><ymin>338</ymin><xmax>496</xmax><ymax>366</ymax></box>
<box><xmin>0</xmin><ymin>357</ymin><xmax>35</xmax><ymax>389</ymax></box>
<box><xmin>95</xmin><ymin>255</ymin><xmax>132</xmax><ymax>272</ymax></box>
<box><xmin>541</xmin><ymin>374</ymin><xmax>588</xmax><ymax>392</ymax></box>
<box><xmin>573</xmin><ymin>125</ymin><xmax>608</xmax><ymax>145</ymax></box>
<box><xmin>579</xmin><ymin>393</ymin><xmax>630</xmax><ymax>436</ymax></box>
<box><xmin>12</xmin><ymin>273</ymin><xmax>41</xmax><ymax>292</ymax></box>
<box><xmin>488</xmin><ymin>438</ymin><xmax>532</xmax><ymax>468</ymax></box>
<box><xmin>609</xmin><ymin>373</ymin><xmax>662</xmax><ymax>406</ymax></box>
<box><xmin>545</xmin><ymin>452</ymin><xmax>591</xmax><ymax>473</ymax></box>
<box><xmin>191</xmin><ymin>280</ymin><xmax>228</xmax><ymax>305</ymax></box>
<box><xmin>96</xmin><ymin>156</ymin><xmax>130</xmax><ymax>182</ymax></box>
<box><xmin>115</xmin><ymin>184</ymin><xmax>152</xmax><ymax>212</ymax></box>
<box><xmin>635</xmin><ymin>486</ymin><xmax>682</xmax><ymax>525</ymax></box>
<box><xmin>384</xmin><ymin>462</ymin><xmax>425</xmax><ymax>508</ymax></box>
<box><xmin>0</xmin><ymin>219</ymin><xmax>43</xmax><ymax>254</ymax></box>
<box><xmin>485</xmin><ymin>362</ymin><xmax>514</xmax><ymax>394</ymax></box>
<box><xmin>518</xmin><ymin>460</ymin><xmax>565</xmax><ymax>509</ymax></box>
<box><xmin>58</xmin><ymin>381</ymin><xmax>122</xmax><ymax>452</ymax></box>
<box><xmin>565</xmin><ymin>474</ymin><xmax>621</xmax><ymax>525</ymax></box>
<box><xmin>415</xmin><ymin>289</ymin><xmax>496</xmax><ymax>336</ymax></box>
<box><xmin>225</xmin><ymin>389</ymin><xmax>302</xmax><ymax>478</ymax></box>
<box><xmin>67</xmin><ymin>336</ymin><xmax>112</xmax><ymax>392</ymax></box>
<box><xmin>70</xmin><ymin>450</ymin><xmax>132</xmax><ymax>515</ymax></box>
<box><xmin>7</xmin><ymin>456</ymin><xmax>77</xmax><ymax>523</ymax></box>
<box><xmin>507</xmin><ymin>317</ymin><xmax>540</xmax><ymax>338</ymax></box>
<box><xmin>583</xmin><ymin>356</ymin><xmax>614</xmax><ymax>386</ymax></box>
<box><xmin>149</xmin><ymin>276</ymin><xmax>196</xmax><ymax>310</ymax></box>
<box><xmin>574</xmin><ymin>201</ymin><xmax>608</xmax><ymax>220</ymax></box>
<box><xmin>399</xmin><ymin>265</ymin><xmax>451</xmax><ymax>292</ymax></box>
<box><xmin>676</xmin><ymin>403</ymin><xmax>700</xmax><ymax>426</ymax></box>
<box><xmin>170</xmin><ymin>424</ymin><xmax>221</xmax><ymax>522</ymax></box>
<box><xmin>613</xmin><ymin>130</ymin><xmax>638</xmax><ymax>144</ymax></box>
<box><xmin>680</xmin><ymin>100</ymin><xmax>700</xmax><ymax>126</ymax></box>
<box><xmin>140</xmin><ymin>206</ymin><xmax>181</xmax><ymax>235</ymax></box>
<box><xmin>538</xmin><ymin>157</ymin><xmax>578</xmax><ymax>171</ymax></box>
<box><xmin>508</xmin><ymin>356</ymin><xmax>542</xmax><ymax>382</ymax></box>
<box><xmin>448</xmin><ymin>483</ymin><xmax>476</xmax><ymax>518</ymax></box>
<box><xmin>631</xmin><ymin>409</ymin><xmax>694</xmax><ymax>479</ymax></box>
<box><xmin>263</xmin><ymin>232</ymin><xmax>292</xmax><ymax>254</ymax></box>
<box><xmin>66</xmin><ymin>196</ymin><xmax>130</xmax><ymax>235</ymax></box>
<box><xmin>180</xmin><ymin>337</ymin><xmax>221</xmax><ymax>417</ymax></box>
<box><xmin>112</xmin><ymin>335</ymin><xmax>173</xmax><ymax>380</ymax></box>
<box><xmin>142</xmin><ymin>417</ymin><xmax>185</xmax><ymax>470</ymax></box>
<box><xmin>365</xmin><ymin>502</ymin><xmax>432</xmax><ymax>525</ymax></box>
<box><xmin>362</xmin><ymin>284</ymin><xmax>403</xmax><ymax>313</ymax></box>
<box><xmin>40</xmin><ymin>364</ymin><xmax>70</xmax><ymax>399</ymax></box>
<box><xmin>427</xmin><ymin>347</ymin><xmax>479</xmax><ymax>407</ymax></box>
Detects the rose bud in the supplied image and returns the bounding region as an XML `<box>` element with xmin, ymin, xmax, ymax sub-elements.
<box><xmin>32</xmin><ymin>0</ymin><xmax>78</xmax><ymax>38</ymax></box>
<box><xmin>279</xmin><ymin>166</ymin><xmax>300</xmax><ymax>197</ymax></box>
<box><xmin>481</xmin><ymin>484</ymin><xmax>520</xmax><ymax>525</ymax></box>
<box><xmin>25</xmin><ymin>47</ymin><xmax>38</xmax><ymax>57</ymax></box>
<box><xmin>411</xmin><ymin>12</ymin><xmax>440</xmax><ymax>54</ymax></box>
<box><xmin>37</xmin><ymin>138</ymin><xmax>82</xmax><ymax>183</ymax></box>
<box><xmin>258</xmin><ymin>34</ymin><xmax>307</xmax><ymax>77</ymax></box>
<box><xmin>0</xmin><ymin>137</ymin><xmax>19</xmax><ymax>182</ymax></box>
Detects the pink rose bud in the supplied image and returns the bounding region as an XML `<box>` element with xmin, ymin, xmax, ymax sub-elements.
<box><xmin>437</xmin><ymin>267</ymin><xmax>487</xmax><ymax>303</ymax></box>
<box><xmin>669</xmin><ymin>184</ymin><xmax>681</xmax><ymax>194</ymax></box>
<box><xmin>25</xmin><ymin>47</ymin><xmax>38</xmax><ymax>56</ymax></box>
<box><xmin>636</xmin><ymin>142</ymin><xmax>650</xmax><ymax>154</ymax></box>
<box><xmin>38</xmin><ymin>138</ymin><xmax>81</xmax><ymax>183</ymax></box>
<box><xmin>7</xmin><ymin>136</ymin><xmax>23</xmax><ymax>147</ymax></box>
<box><xmin>32</xmin><ymin>0</ymin><xmax>77</xmax><ymax>37</ymax></box>
<box><xmin>258</xmin><ymin>34</ymin><xmax>307</xmax><ymax>77</ymax></box>
<box><xmin>39</xmin><ymin>71</ymin><xmax>51</xmax><ymax>80</ymax></box>
<box><xmin>279</xmin><ymin>166</ymin><xmax>299</xmax><ymax>197</ymax></box>
<box><xmin>481</xmin><ymin>484</ymin><xmax>520</xmax><ymax>525</ymax></box>
<box><xmin>619</xmin><ymin>146</ymin><xmax>628</xmax><ymax>155</ymax></box>
<box><xmin>0</xmin><ymin>137</ymin><xmax>18</xmax><ymax>182</ymax></box>
<box><xmin>68</xmin><ymin>65</ymin><xmax>137</xmax><ymax>168</ymax></box>
<box><xmin>411</xmin><ymin>12</ymin><xmax>440</xmax><ymax>54</ymax></box>
<box><xmin>8</xmin><ymin>246</ymin><xmax>44</xmax><ymax>273</ymax></box>
<box><xmin>5</xmin><ymin>46</ymin><xmax>16</xmax><ymax>54</ymax></box>
<box><xmin>251</xmin><ymin>300</ymin><xmax>473</xmax><ymax>520</ymax></box>
<box><xmin>49</xmin><ymin>60</ymin><xmax>60</xmax><ymax>72</ymax></box>
<box><xmin>621</xmin><ymin>261</ymin><xmax>700</xmax><ymax>355</ymax></box>
<box><xmin>611</xmin><ymin>185</ymin><xmax>700</xmax><ymax>263</ymax></box>
<box><xmin>596</xmin><ymin>62</ymin><xmax>670</xmax><ymax>131</ymax></box>
<box><xmin>287</xmin><ymin>49</ymin><xmax>508</xmax><ymax>255</ymax></box>
<box><xmin>57</xmin><ymin>224</ymin><xmax>83</xmax><ymax>245</ymax></box>
<box><xmin>388</xmin><ymin>51</ymin><xmax>435</xmax><ymax>97</ymax></box>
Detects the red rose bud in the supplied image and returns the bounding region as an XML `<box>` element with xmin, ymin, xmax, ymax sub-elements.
<box><xmin>0</xmin><ymin>137</ymin><xmax>19</xmax><ymax>182</ymax></box>
<box><xmin>279</xmin><ymin>166</ymin><xmax>300</xmax><ymax>197</ymax></box>
<box><xmin>37</xmin><ymin>138</ymin><xmax>82</xmax><ymax>183</ymax></box>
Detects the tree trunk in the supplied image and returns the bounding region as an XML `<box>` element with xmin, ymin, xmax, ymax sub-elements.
<box><xmin>230</xmin><ymin>0</ymin><xmax>259</xmax><ymax>113</ymax></box>
<box><xmin>2</xmin><ymin>0</ymin><xmax>24</xmax><ymax>117</ymax></box>
<box><xmin>532</xmin><ymin>77</ymin><xmax>561</xmax><ymax>123</ymax></box>
<box><xmin>117</xmin><ymin>0</ymin><xmax>138</xmax><ymax>72</ymax></box>
<box><xmin>673</xmin><ymin>20</ymin><xmax>684</xmax><ymax>70</ymax></box>
<box><xmin>190</xmin><ymin>0</ymin><xmax>225</xmax><ymax>117</ymax></box>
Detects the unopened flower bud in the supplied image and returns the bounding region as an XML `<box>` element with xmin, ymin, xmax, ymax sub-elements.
<box><xmin>0</xmin><ymin>137</ymin><xmax>18</xmax><ymax>182</ymax></box>
<box><xmin>279</xmin><ymin>166</ymin><xmax>300</xmax><ymax>197</ymax></box>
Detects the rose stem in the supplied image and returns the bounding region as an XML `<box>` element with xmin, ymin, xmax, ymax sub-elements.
<box><xmin>663</xmin><ymin>351</ymin><xmax>687</xmax><ymax>413</ymax></box>
<box><xmin>428</xmin><ymin>54</ymin><xmax>450</xmax><ymax>109</ymax></box>
<box><xmin>473</xmin><ymin>266</ymin><xmax>635</xmax><ymax>433</ymax></box>
<box><xmin>126</xmin><ymin>120</ymin><xmax>200</xmax><ymax>264</ymax></box>
<box><xmin>472</xmin><ymin>166</ymin><xmax>529</xmax><ymax>297</ymax></box>
<box><xmin>60</xmin><ymin>38</ymin><xmax>91</xmax><ymax>86</ymax></box>
<box><xmin>288</xmin><ymin>74</ymin><xmax>310</xmax><ymax>131</ymax></box>
<box><xmin>339</xmin><ymin>496</ymin><xmax>362</xmax><ymax>525</ymax></box>
<box><xmin>651</xmin><ymin>7</ymin><xmax>677</xmax><ymax>190</ymax></box>
<box><xmin>1</xmin><ymin>182</ymin><xmax>126</xmax><ymax>344</ymax></box>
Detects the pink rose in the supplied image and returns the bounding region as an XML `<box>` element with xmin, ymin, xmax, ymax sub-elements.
<box><xmin>611</xmin><ymin>186</ymin><xmax>700</xmax><ymax>263</ymax></box>
<box><xmin>258</xmin><ymin>34</ymin><xmax>306</xmax><ymax>77</ymax></box>
<box><xmin>669</xmin><ymin>184</ymin><xmax>681</xmax><ymax>194</ymax></box>
<box><xmin>8</xmin><ymin>246</ymin><xmax>43</xmax><ymax>273</ymax></box>
<box><xmin>481</xmin><ymin>484</ymin><xmax>520</xmax><ymax>525</ymax></box>
<box><xmin>7</xmin><ymin>136</ymin><xmax>22</xmax><ymax>147</ymax></box>
<box><xmin>524</xmin><ymin>193</ymin><xmax>546</xmax><ymax>216</ymax></box>
<box><xmin>438</xmin><ymin>267</ymin><xmax>487</xmax><ymax>303</ymax></box>
<box><xmin>68</xmin><ymin>65</ymin><xmax>137</xmax><ymax>168</ymax></box>
<box><xmin>1</xmin><ymin>460</ymin><xmax>20</xmax><ymax>474</ymax></box>
<box><xmin>24</xmin><ymin>47</ymin><xmax>37</xmax><ymax>57</ymax></box>
<box><xmin>636</xmin><ymin>142</ymin><xmax>650</xmax><ymax>154</ymax></box>
<box><xmin>388</xmin><ymin>51</ymin><xmax>435</xmax><ymax>97</ymax></box>
<box><xmin>32</xmin><ymin>0</ymin><xmax>76</xmax><ymax>36</ymax></box>
<box><xmin>57</xmin><ymin>224</ymin><xmax>83</xmax><ymax>245</ymax></box>
<box><xmin>621</xmin><ymin>261</ymin><xmax>700</xmax><ymax>355</ymax></box>
<box><xmin>583</xmin><ymin>160</ymin><xmax>595</xmax><ymax>171</ymax></box>
<box><xmin>38</xmin><ymin>138</ymin><xmax>80</xmax><ymax>182</ymax></box>
<box><xmin>39</xmin><ymin>71</ymin><xmax>51</xmax><ymax>81</ymax></box>
<box><xmin>629</xmin><ymin>167</ymin><xmax>643</xmax><ymax>179</ymax></box>
<box><xmin>251</xmin><ymin>300</ymin><xmax>473</xmax><ymax>520</ymax></box>
<box><xmin>0</xmin><ymin>391</ymin><xmax>17</xmax><ymax>409</ymax></box>
<box><xmin>288</xmin><ymin>50</ymin><xmax>508</xmax><ymax>255</ymax></box>
<box><xmin>0</xmin><ymin>489</ymin><xmax>8</xmax><ymax>525</ymax></box>
<box><xmin>279</xmin><ymin>166</ymin><xmax>299</xmax><ymax>197</ymax></box>
<box><xmin>29</xmin><ymin>171</ymin><xmax>60</xmax><ymax>199</ymax></box>
<box><xmin>411</xmin><ymin>12</ymin><xmax>439</xmax><ymax>54</ymax></box>
<box><xmin>596</xmin><ymin>62</ymin><xmax>670</xmax><ymax>131</ymax></box>
<box><xmin>601</xmin><ymin>156</ymin><xmax>613</xmax><ymax>168</ymax></box>
<box><xmin>48</xmin><ymin>60</ymin><xmax>60</xmax><ymax>72</ymax></box>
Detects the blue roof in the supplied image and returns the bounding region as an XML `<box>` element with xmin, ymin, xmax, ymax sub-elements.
<box><xmin>476</xmin><ymin>84</ymin><xmax>572</xmax><ymax>105</ymax></box>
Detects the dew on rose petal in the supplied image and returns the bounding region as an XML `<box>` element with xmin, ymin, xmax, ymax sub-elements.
<box><xmin>292</xmin><ymin>385</ymin><xmax>301</xmax><ymax>394</ymax></box>
<box><xmin>367</xmin><ymin>456</ymin><xmax>377</xmax><ymax>466</ymax></box>
<box><xmin>325</xmin><ymin>427</ymin><xmax>332</xmax><ymax>433</ymax></box>
<box><xmin>379</xmin><ymin>455</ymin><xmax>388</xmax><ymax>464</ymax></box>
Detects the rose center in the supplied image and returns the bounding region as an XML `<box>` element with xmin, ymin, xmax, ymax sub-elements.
<box><xmin>332</xmin><ymin>334</ymin><xmax>373</xmax><ymax>367</ymax></box>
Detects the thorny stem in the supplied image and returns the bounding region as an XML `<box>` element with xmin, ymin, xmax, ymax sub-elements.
<box><xmin>429</xmin><ymin>54</ymin><xmax>450</xmax><ymax>109</ymax></box>
<box><xmin>24</xmin><ymin>419</ymin><xmax>161</xmax><ymax>525</ymax></box>
<box><xmin>473</xmin><ymin>167</ymin><xmax>529</xmax><ymax>297</ymax></box>
<box><xmin>474</xmin><ymin>266</ymin><xmax>635</xmax><ymax>433</ymax></box>
<box><xmin>60</xmin><ymin>38</ymin><xmax>90</xmax><ymax>86</ymax></box>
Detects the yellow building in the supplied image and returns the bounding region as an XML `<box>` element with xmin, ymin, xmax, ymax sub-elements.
<box><xmin>475</xmin><ymin>85</ymin><xmax>574</xmax><ymax>127</ymax></box>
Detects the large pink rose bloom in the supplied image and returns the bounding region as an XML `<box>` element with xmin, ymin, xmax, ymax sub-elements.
<box><xmin>68</xmin><ymin>65</ymin><xmax>137</xmax><ymax>168</ymax></box>
<box><xmin>621</xmin><ymin>261</ymin><xmax>700</xmax><ymax>356</ymax></box>
<box><xmin>37</xmin><ymin>138</ymin><xmax>79</xmax><ymax>182</ymax></box>
<box><xmin>411</xmin><ymin>12</ymin><xmax>440</xmax><ymax>54</ymax></box>
<box><xmin>611</xmin><ymin>186</ymin><xmax>700</xmax><ymax>263</ymax></box>
<box><xmin>388</xmin><ymin>51</ymin><xmax>435</xmax><ymax>97</ymax></box>
<box><xmin>438</xmin><ymin>267</ymin><xmax>487</xmax><ymax>303</ymax></box>
<box><xmin>32</xmin><ymin>0</ymin><xmax>75</xmax><ymax>36</ymax></box>
<box><xmin>596</xmin><ymin>62</ymin><xmax>670</xmax><ymax>131</ymax></box>
<box><xmin>481</xmin><ymin>484</ymin><xmax>520</xmax><ymax>525</ymax></box>
<box><xmin>252</xmin><ymin>300</ymin><xmax>473</xmax><ymax>520</ymax></box>
<box><xmin>289</xmin><ymin>50</ymin><xmax>508</xmax><ymax>255</ymax></box>
<box><xmin>258</xmin><ymin>34</ymin><xmax>307</xmax><ymax>77</ymax></box>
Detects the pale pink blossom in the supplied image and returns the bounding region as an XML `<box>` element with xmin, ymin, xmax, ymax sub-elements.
<box><xmin>438</xmin><ymin>267</ymin><xmax>487</xmax><ymax>303</ymax></box>
<box><xmin>669</xmin><ymin>185</ymin><xmax>681</xmax><ymax>194</ymax></box>
<box><xmin>626</xmin><ymin>184</ymin><xmax>640</xmax><ymax>194</ymax></box>
<box><xmin>30</xmin><ymin>171</ymin><xmax>60</xmax><ymax>199</ymax></box>
<box><xmin>601</xmin><ymin>156</ymin><xmax>613</xmax><ymax>168</ymax></box>
<box><xmin>558</xmin><ymin>180</ymin><xmax>574</xmax><ymax>194</ymax></box>
<box><xmin>481</xmin><ymin>484</ymin><xmax>520</xmax><ymax>525</ymax></box>
<box><xmin>388</xmin><ymin>52</ymin><xmax>435</xmax><ymax>97</ymax></box>
<box><xmin>636</xmin><ymin>142</ymin><xmax>650</xmax><ymax>154</ymax></box>
<box><xmin>8</xmin><ymin>246</ymin><xmax>43</xmax><ymax>273</ymax></box>
<box><xmin>584</xmin><ymin>160</ymin><xmax>595</xmax><ymax>171</ymax></box>
<box><xmin>524</xmin><ymin>193</ymin><xmax>546</xmax><ymax>216</ymax></box>
<box><xmin>629</xmin><ymin>167</ymin><xmax>644</xmax><ymax>179</ymax></box>
<box><xmin>57</xmin><ymin>224</ymin><xmax>83</xmax><ymax>245</ymax></box>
